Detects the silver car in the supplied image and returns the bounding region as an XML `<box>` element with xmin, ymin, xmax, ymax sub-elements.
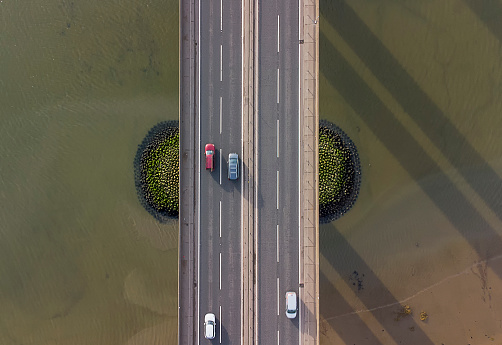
<box><xmin>228</xmin><ymin>153</ymin><xmax>239</xmax><ymax>180</ymax></box>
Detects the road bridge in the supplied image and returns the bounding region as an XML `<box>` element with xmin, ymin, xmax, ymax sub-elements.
<box><xmin>179</xmin><ymin>0</ymin><xmax>318</xmax><ymax>343</ymax></box>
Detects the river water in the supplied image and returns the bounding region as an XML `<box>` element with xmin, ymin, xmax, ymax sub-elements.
<box><xmin>319</xmin><ymin>1</ymin><xmax>502</xmax><ymax>344</ymax></box>
<box><xmin>2</xmin><ymin>0</ymin><xmax>502</xmax><ymax>344</ymax></box>
<box><xmin>0</xmin><ymin>1</ymin><xmax>179</xmax><ymax>343</ymax></box>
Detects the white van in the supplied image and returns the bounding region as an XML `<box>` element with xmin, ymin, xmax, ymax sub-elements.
<box><xmin>285</xmin><ymin>292</ymin><xmax>297</xmax><ymax>319</ymax></box>
<box><xmin>204</xmin><ymin>313</ymin><xmax>216</xmax><ymax>339</ymax></box>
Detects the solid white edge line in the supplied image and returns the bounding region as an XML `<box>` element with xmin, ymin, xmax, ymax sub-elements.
<box><xmin>277</xmin><ymin>119</ymin><xmax>279</xmax><ymax>158</ymax></box>
<box><xmin>253</xmin><ymin>0</ymin><xmax>259</xmax><ymax>343</ymax></box>
<box><xmin>220</xmin><ymin>44</ymin><xmax>223</xmax><ymax>82</ymax></box>
<box><xmin>277</xmin><ymin>170</ymin><xmax>279</xmax><ymax>209</ymax></box>
<box><xmin>220</xmin><ymin>200</ymin><xmax>222</xmax><ymax>238</ymax></box>
<box><xmin>197</xmin><ymin>0</ymin><xmax>201</xmax><ymax>343</ymax></box>
<box><xmin>277</xmin><ymin>278</ymin><xmax>280</xmax><ymax>315</ymax></box>
<box><xmin>220</xmin><ymin>148</ymin><xmax>222</xmax><ymax>185</ymax></box>
<box><xmin>277</xmin><ymin>15</ymin><xmax>280</xmax><ymax>53</ymax></box>
<box><xmin>240</xmin><ymin>0</ymin><xmax>244</xmax><ymax>342</ymax></box>
<box><xmin>277</xmin><ymin>224</ymin><xmax>279</xmax><ymax>262</ymax></box>
<box><xmin>220</xmin><ymin>305</ymin><xmax>222</xmax><ymax>343</ymax></box>
<box><xmin>298</xmin><ymin>2</ymin><xmax>302</xmax><ymax>344</ymax></box>
<box><xmin>220</xmin><ymin>252</ymin><xmax>222</xmax><ymax>290</ymax></box>
<box><xmin>220</xmin><ymin>96</ymin><xmax>222</xmax><ymax>134</ymax></box>
<box><xmin>277</xmin><ymin>68</ymin><xmax>280</xmax><ymax>103</ymax></box>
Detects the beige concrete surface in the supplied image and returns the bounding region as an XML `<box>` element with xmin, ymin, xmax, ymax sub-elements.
<box><xmin>299</xmin><ymin>0</ymin><xmax>320</xmax><ymax>344</ymax></box>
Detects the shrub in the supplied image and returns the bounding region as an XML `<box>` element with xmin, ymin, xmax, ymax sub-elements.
<box><xmin>134</xmin><ymin>121</ymin><xmax>179</xmax><ymax>222</ymax></box>
<box><xmin>318</xmin><ymin>120</ymin><xmax>361</xmax><ymax>223</ymax></box>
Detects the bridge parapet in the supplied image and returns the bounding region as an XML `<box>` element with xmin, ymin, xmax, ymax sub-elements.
<box><xmin>178</xmin><ymin>0</ymin><xmax>197</xmax><ymax>343</ymax></box>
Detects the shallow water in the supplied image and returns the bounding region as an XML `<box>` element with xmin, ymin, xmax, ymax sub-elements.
<box><xmin>0</xmin><ymin>1</ymin><xmax>179</xmax><ymax>343</ymax></box>
<box><xmin>3</xmin><ymin>0</ymin><xmax>502</xmax><ymax>344</ymax></box>
<box><xmin>319</xmin><ymin>0</ymin><xmax>502</xmax><ymax>344</ymax></box>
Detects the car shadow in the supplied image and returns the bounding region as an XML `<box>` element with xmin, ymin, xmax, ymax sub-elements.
<box><xmin>217</xmin><ymin>322</ymin><xmax>230</xmax><ymax>344</ymax></box>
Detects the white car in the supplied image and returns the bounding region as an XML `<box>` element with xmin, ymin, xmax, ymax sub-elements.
<box><xmin>204</xmin><ymin>313</ymin><xmax>216</xmax><ymax>339</ymax></box>
<box><xmin>285</xmin><ymin>292</ymin><xmax>297</xmax><ymax>319</ymax></box>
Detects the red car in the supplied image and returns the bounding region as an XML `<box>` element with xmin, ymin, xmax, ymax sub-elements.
<box><xmin>205</xmin><ymin>143</ymin><xmax>215</xmax><ymax>171</ymax></box>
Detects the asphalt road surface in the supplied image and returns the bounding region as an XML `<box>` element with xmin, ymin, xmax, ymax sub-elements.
<box><xmin>256</xmin><ymin>0</ymin><xmax>301</xmax><ymax>344</ymax></box>
<box><xmin>197</xmin><ymin>0</ymin><xmax>242</xmax><ymax>343</ymax></box>
<box><xmin>196</xmin><ymin>0</ymin><xmax>300</xmax><ymax>343</ymax></box>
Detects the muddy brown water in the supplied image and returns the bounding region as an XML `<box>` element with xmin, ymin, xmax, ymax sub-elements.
<box><xmin>2</xmin><ymin>0</ymin><xmax>502</xmax><ymax>344</ymax></box>
<box><xmin>319</xmin><ymin>1</ymin><xmax>502</xmax><ymax>344</ymax></box>
<box><xmin>0</xmin><ymin>1</ymin><xmax>179</xmax><ymax>343</ymax></box>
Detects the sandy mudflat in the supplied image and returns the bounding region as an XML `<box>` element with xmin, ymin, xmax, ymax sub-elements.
<box><xmin>320</xmin><ymin>255</ymin><xmax>502</xmax><ymax>345</ymax></box>
<box><xmin>318</xmin><ymin>160</ymin><xmax>502</xmax><ymax>345</ymax></box>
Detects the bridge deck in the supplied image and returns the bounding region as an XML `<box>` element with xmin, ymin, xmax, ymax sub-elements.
<box><xmin>178</xmin><ymin>0</ymin><xmax>319</xmax><ymax>343</ymax></box>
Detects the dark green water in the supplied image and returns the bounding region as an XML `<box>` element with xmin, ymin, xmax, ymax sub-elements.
<box><xmin>0</xmin><ymin>1</ymin><xmax>179</xmax><ymax>343</ymax></box>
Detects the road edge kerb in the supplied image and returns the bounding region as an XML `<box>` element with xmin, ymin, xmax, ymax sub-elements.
<box><xmin>179</xmin><ymin>0</ymin><xmax>197</xmax><ymax>342</ymax></box>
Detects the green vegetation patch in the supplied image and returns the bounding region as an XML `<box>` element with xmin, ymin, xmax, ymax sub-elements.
<box><xmin>319</xmin><ymin>120</ymin><xmax>361</xmax><ymax>223</ymax></box>
<box><xmin>134</xmin><ymin>121</ymin><xmax>179</xmax><ymax>222</ymax></box>
<box><xmin>319</xmin><ymin>127</ymin><xmax>349</xmax><ymax>203</ymax></box>
<box><xmin>143</xmin><ymin>132</ymin><xmax>179</xmax><ymax>213</ymax></box>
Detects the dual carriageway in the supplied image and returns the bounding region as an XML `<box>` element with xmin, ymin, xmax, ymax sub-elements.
<box><xmin>179</xmin><ymin>0</ymin><xmax>319</xmax><ymax>343</ymax></box>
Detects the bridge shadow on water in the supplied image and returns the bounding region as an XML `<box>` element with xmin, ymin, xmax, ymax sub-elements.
<box><xmin>320</xmin><ymin>225</ymin><xmax>434</xmax><ymax>344</ymax></box>
<box><xmin>319</xmin><ymin>0</ymin><xmax>502</xmax><ymax>342</ymax></box>
<box><xmin>464</xmin><ymin>0</ymin><xmax>502</xmax><ymax>44</ymax></box>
